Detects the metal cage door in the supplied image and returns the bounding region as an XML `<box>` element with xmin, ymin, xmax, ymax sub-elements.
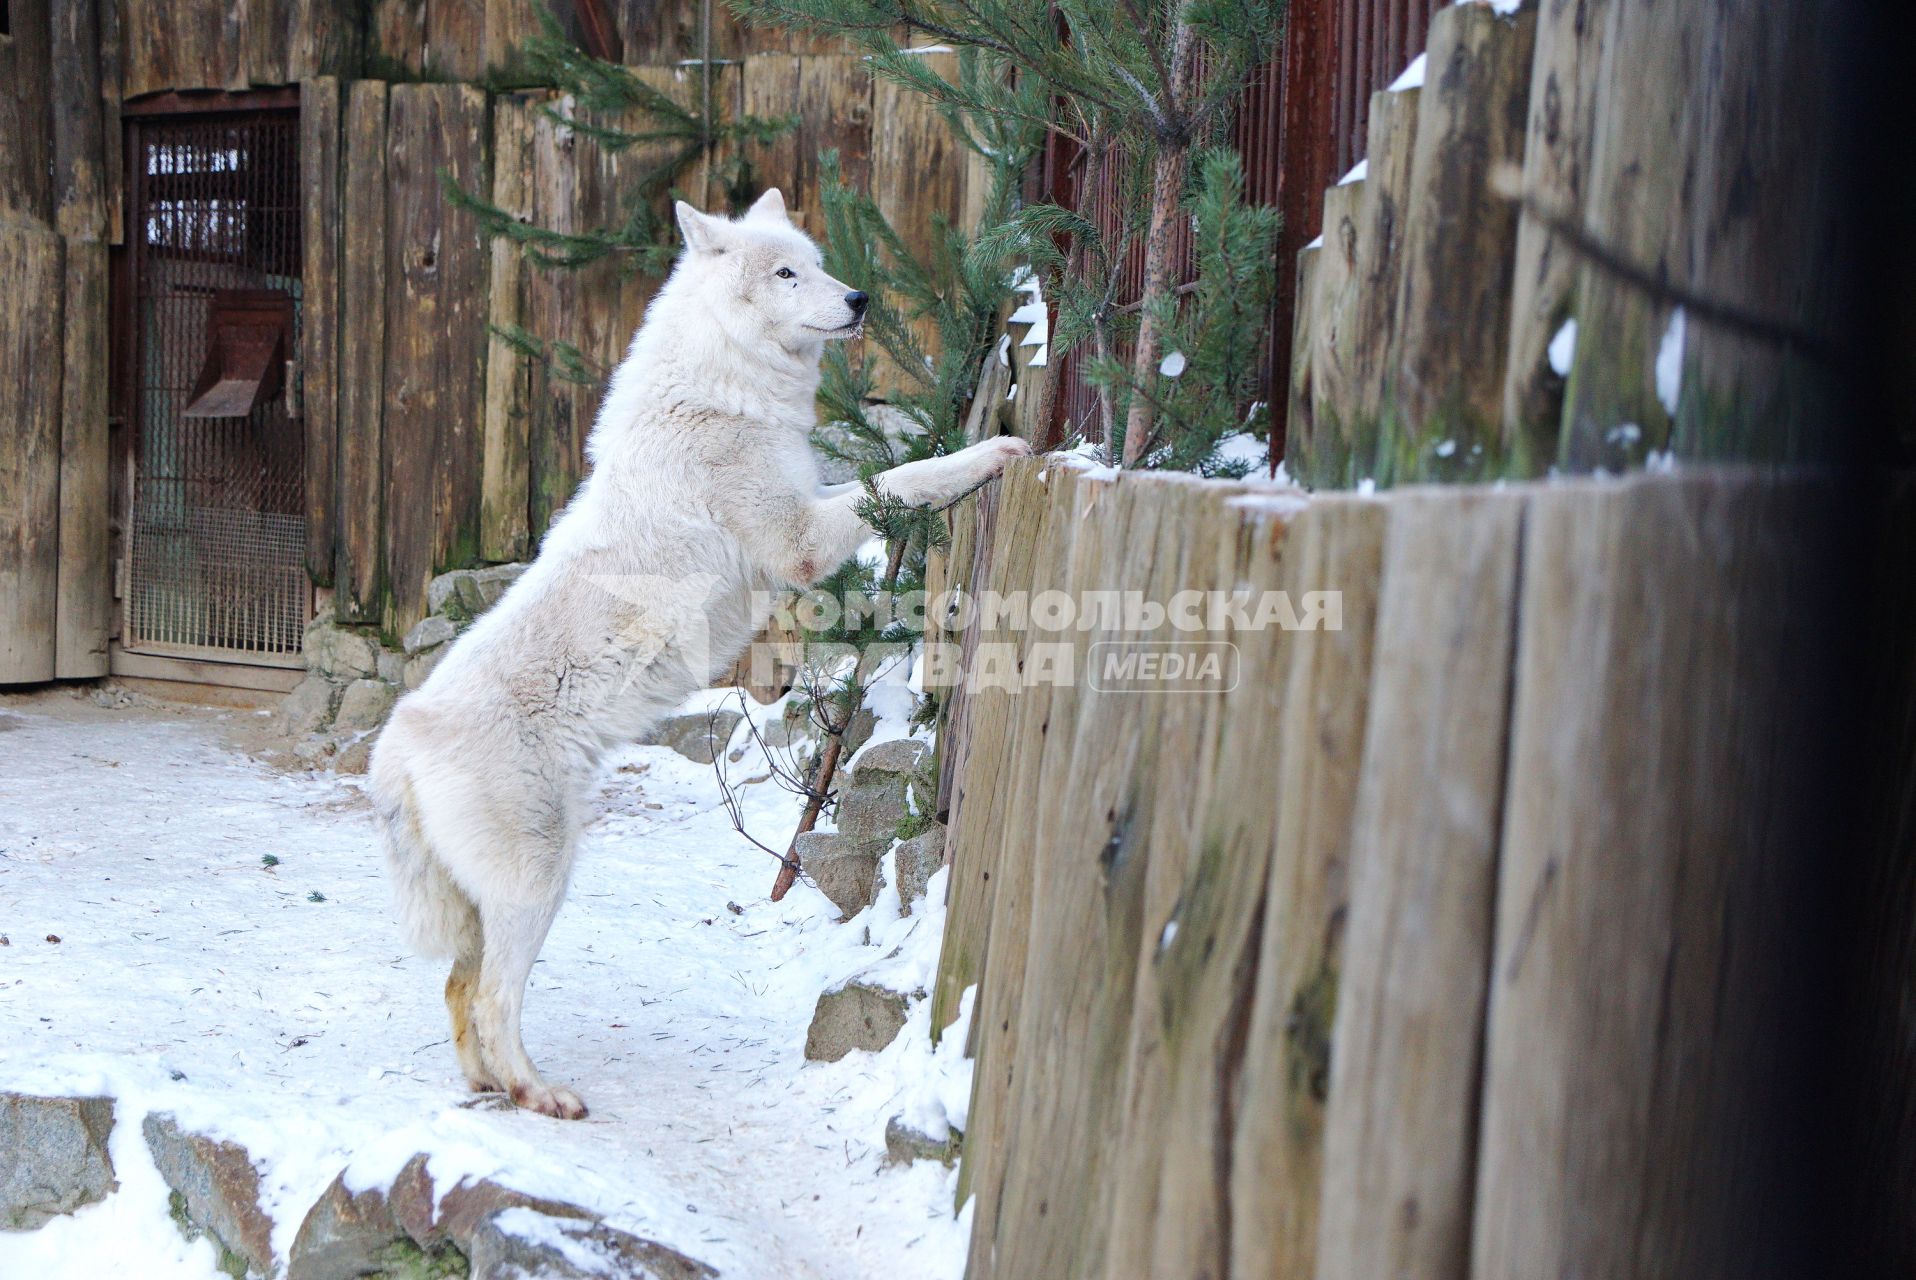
<box><xmin>122</xmin><ymin>105</ymin><xmax>310</xmax><ymax>667</ymax></box>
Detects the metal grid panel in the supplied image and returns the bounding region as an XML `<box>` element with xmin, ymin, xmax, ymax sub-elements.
<box><xmin>125</xmin><ymin>109</ymin><xmax>309</xmax><ymax>663</ymax></box>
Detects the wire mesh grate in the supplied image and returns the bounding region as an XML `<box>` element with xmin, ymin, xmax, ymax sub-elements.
<box><xmin>125</xmin><ymin>109</ymin><xmax>310</xmax><ymax>661</ymax></box>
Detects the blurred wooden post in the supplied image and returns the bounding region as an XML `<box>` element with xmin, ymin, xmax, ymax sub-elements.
<box><xmin>1314</xmin><ymin>489</ymin><xmax>1527</xmax><ymax>1280</ymax></box>
<box><xmin>1388</xmin><ymin>1</ymin><xmax>1537</xmax><ymax>474</ymax></box>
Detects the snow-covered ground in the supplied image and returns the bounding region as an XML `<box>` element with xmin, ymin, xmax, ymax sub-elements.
<box><xmin>0</xmin><ymin>687</ymin><xmax>973</xmax><ymax>1279</ymax></box>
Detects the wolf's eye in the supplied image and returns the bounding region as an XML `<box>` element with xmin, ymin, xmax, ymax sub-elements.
<box><xmin>775</xmin><ymin>267</ymin><xmax>795</xmax><ymax>280</ymax></box>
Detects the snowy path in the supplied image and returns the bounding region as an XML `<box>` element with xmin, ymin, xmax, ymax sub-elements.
<box><xmin>0</xmin><ymin>689</ymin><xmax>971</xmax><ymax>1279</ymax></box>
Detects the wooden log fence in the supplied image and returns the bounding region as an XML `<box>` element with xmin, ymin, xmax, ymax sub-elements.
<box><xmin>935</xmin><ymin>457</ymin><xmax>1830</xmax><ymax>1280</ymax></box>
<box><xmin>1286</xmin><ymin>0</ymin><xmax>1841</xmax><ymax>486</ymax></box>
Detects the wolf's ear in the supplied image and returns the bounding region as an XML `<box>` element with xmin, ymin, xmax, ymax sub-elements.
<box><xmin>743</xmin><ymin>187</ymin><xmax>790</xmax><ymax>225</ymax></box>
<box><xmin>675</xmin><ymin>200</ymin><xmax>724</xmax><ymax>253</ymax></box>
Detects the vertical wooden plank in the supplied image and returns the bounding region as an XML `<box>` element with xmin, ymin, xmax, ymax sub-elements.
<box><xmin>740</xmin><ymin>53</ymin><xmax>872</xmax><ymax>238</ymax></box>
<box><xmin>1470</xmin><ymin>475</ymin><xmax>1824</xmax><ymax>1279</ymax></box>
<box><xmin>1313</xmin><ymin>487</ymin><xmax>1527</xmax><ymax>1280</ymax></box>
<box><xmin>100</xmin><ymin>0</ymin><xmax>122</xmax><ymax>245</ymax></box>
<box><xmin>868</xmin><ymin>51</ymin><xmax>965</xmax><ymax>399</ymax></box>
<box><xmin>967</xmin><ymin>466</ymin><xmax>1150</xmax><ymax>1280</ymax></box>
<box><xmin>0</xmin><ymin>0</ymin><xmax>54</xmax><ymax>222</ymax></box>
<box><xmin>382</xmin><ymin>82</ymin><xmax>491</xmax><ymax>636</ymax></box>
<box><xmin>300</xmin><ymin>76</ymin><xmax>343</xmax><ymax>588</ymax></box>
<box><xmin>426</xmin><ymin>0</ymin><xmax>487</xmax><ymax>81</ymax></box>
<box><xmin>1089</xmin><ymin>482</ymin><xmax>1272</xmax><ymax>1280</ymax></box>
<box><xmin>951</xmin><ymin>462</ymin><xmax>1089</xmax><ymax>1237</ymax></box>
<box><xmin>1284</xmin><ymin>243</ymin><xmax>1322</xmax><ymax>479</ymax></box>
<box><xmin>0</xmin><ymin>227</ymin><xmax>67</xmax><ymax>684</ymax></box>
<box><xmin>929</xmin><ymin>481</ymin><xmax>1003</xmax><ymax>1035</ymax></box>
<box><xmin>1498</xmin><ymin>0</ymin><xmax>1610</xmax><ymax>471</ymax></box>
<box><xmin>1227</xmin><ymin>495</ymin><xmax>1388</xmax><ymax>1280</ymax></box>
<box><xmin>56</xmin><ymin>242</ymin><xmax>110</xmax><ymax>678</ymax></box>
<box><xmin>1388</xmin><ymin>1</ymin><xmax>1536</xmax><ymax>473</ymax></box>
<box><xmin>53</xmin><ymin>0</ymin><xmax>112</xmax><ymax>678</ymax></box>
<box><xmin>335</xmin><ymin>79</ymin><xmax>388</xmax><ymax>625</ymax></box>
<box><xmin>1347</xmin><ymin>85</ymin><xmax>1421</xmax><ymax>473</ymax></box>
<box><xmin>1307</xmin><ymin>176</ymin><xmax>1366</xmax><ymax>480</ymax></box>
<box><xmin>367</xmin><ymin>0</ymin><xmax>427</xmax><ymax>77</ymax></box>
<box><xmin>481</xmin><ymin>94</ymin><xmax>535</xmax><ymax>564</ymax></box>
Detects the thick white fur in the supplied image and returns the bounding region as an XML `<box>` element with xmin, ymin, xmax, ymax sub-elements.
<box><xmin>367</xmin><ymin>190</ymin><xmax>1027</xmax><ymax>1118</ymax></box>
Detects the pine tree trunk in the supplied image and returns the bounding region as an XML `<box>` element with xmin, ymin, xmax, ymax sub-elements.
<box><xmin>1121</xmin><ymin>16</ymin><xmax>1196</xmax><ymax>468</ymax></box>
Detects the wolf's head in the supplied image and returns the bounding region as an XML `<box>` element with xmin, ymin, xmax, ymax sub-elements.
<box><xmin>666</xmin><ymin>190</ymin><xmax>867</xmax><ymax>356</ymax></box>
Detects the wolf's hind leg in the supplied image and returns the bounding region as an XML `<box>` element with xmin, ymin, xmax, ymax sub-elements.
<box><xmin>472</xmin><ymin>877</ymin><xmax>587</xmax><ymax>1120</ymax></box>
<box><xmin>445</xmin><ymin>947</ymin><xmax>497</xmax><ymax>1092</ymax></box>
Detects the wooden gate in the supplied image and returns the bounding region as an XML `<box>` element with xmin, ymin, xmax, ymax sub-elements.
<box><xmin>118</xmin><ymin>96</ymin><xmax>310</xmax><ymax>668</ymax></box>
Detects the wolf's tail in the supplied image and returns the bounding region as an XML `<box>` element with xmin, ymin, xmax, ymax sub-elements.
<box><xmin>369</xmin><ymin>730</ymin><xmax>480</xmax><ymax>960</ymax></box>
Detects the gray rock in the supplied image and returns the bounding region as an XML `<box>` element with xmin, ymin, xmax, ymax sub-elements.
<box><xmin>403</xmin><ymin>647</ymin><xmax>447</xmax><ymax>692</ymax></box>
<box><xmin>402</xmin><ymin>614</ymin><xmax>458</xmax><ymax>655</ymax></box>
<box><xmin>884</xmin><ymin>1114</ymin><xmax>959</xmax><ymax>1167</ymax></box>
<box><xmin>143</xmin><ymin>1113</ymin><xmax>276</xmax><ymax>1279</ymax></box>
<box><xmin>834</xmin><ymin>780</ymin><xmax>911</xmax><ymax>845</ymax></box>
<box><xmin>796</xmin><ymin>830</ymin><xmax>887</xmax><ymax>919</ymax></box>
<box><xmin>333</xmin><ymin>679</ymin><xmax>397</xmax><ymax>734</ymax></box>
<box><xmin>849</xmin><ymin>737</ymin><xmax>930</xmax><ymax>784</ymax></box>
<box><xmin>287</xmin><ymin>1169</ymin><xmax>405</xmax><ymax>1280</ymax></box>
<box><xmin>804</xmin><ymin>980</ymin><xmax>910</xmax><ymax>1061</ymax></box>
<box><xmin>835</xmin><ymin>738</ymin><xmax>933</xmax><ymax>843</ymax></box>
<box><xmin>465</xmin><ymin>1209</ymin><xmax>717</xmax><ymax>1280</ymax></box>
<box><xmin>893</xmin><ymin>824</ymin><xmax>947</xmax><ymax>913</ymax></box>
<box><xmin>426</xmin><ymin>570</ymin><xmax>475</xmax><ymax>617</ymax></box>
<box><xmin>471</xmin><ymin>564</ymin><xmax>527</xmax><ymax>608</ymax></box>
<box><xmin>644</xmin><ymin>709</ymin><xmax>744</xmax><ymax>766</ymax></box>
<box><xmin>294</xmin><ymin>734</ymin><xmax>338</xmax><ymax>766</ymax></box>
<box><xmin>334</xmin><ymin>739</ymin><xmax>373</xmax><ymax>776</ymax></box>
<box><xmin>305</xmin><ymin>619</ymin><xmax>382</xmax><ymax>681</ymax></box>
<box><xmin>838</xmin><ymin>708</ymin><xmax>877</xmax><ymax>763</ymax></box>
<box><xmin>275</xmin><ymin>676</ymin><xmax>340</xmax><ymax>738</ymax></box>
<box><xmin>376</xmin><ymin>650</ymin><xmax>407</xmax><ymax>684</ymax></box>
<box><xmin>0</xmin><ymin>1093</ymin><xmax>117</xmax><ymax>1230</ymax></box>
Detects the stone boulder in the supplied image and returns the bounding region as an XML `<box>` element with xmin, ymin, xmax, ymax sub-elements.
<box><xmin>287</xmin><ymin>1168</ymin><xmax>408</xmax><ymax>1279</ymax></box>
<box><xmin>275</xmin><ymin>675</ymin><xmax>340</xmax><ymax>739</ymax></box>
<box><xmin>294</xmin><ymin>1154</ymin><xmax>714</xmax><ymax>1280</ymax></box>
<box><xmin>643</xmin><ymin>709</ymin><xmax>744</xmax><ymax>766</ymax></box>
<box><xmin>332</xmin><ymin>679</ymin><xmax>397</xmax><ymax>735</ymax></box>
<box><xmin>466</xmin><ymin>1208</ymin><xmax>716</xmax><ymax>1280</ymax></box>
<box><xmin>804</xmin><ymin>980</ymin><xmax>910</xmax><ymax>1061</ymax></box>
<box><xmin>471</xmin><ymin>564</ymin><xmax>527</xmax><ymax>608</ymax></box>
<box><xmin>0</xmin><ymin>1093</ymin><xmax>116</xmax><ymax>1230</ymax></box>
<box><xmin>304</xmin><ymin>617</ymin><xmax>382</xmax><ymax>682</ymax></box>
<box><xmin>892</xmin><ymin>824</ymin><xmax>947</xmax><ymax>913</ymax></box>
<box><xmin>144</xmin><ymin>1113</ymin><xmax>277</xmax><ymax>1278</ymax></box>
<box><xmin>401</xmin><ymin>614</ymin><xmax>457</xmax><ymax>656</ymax></box>
<box><xmin>836</xmin><ymin>739</ymin><xmax>930</xmax><ymax>843</ymax></box>
<box><xmin>794</xmin><ymin>830</ymin><xmax>888</xmax><ymax>919</ymax></box>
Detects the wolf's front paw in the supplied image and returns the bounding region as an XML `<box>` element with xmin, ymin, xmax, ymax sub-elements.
<box><xmin>970</xmin><ymin>435</ymin><xmax>1032</xmax><ymax>479</ymax></box>
<box><xmin>511</xmin><ymin>1081</ymin><xmax>590</xmax><ymax>1120</ymax></box>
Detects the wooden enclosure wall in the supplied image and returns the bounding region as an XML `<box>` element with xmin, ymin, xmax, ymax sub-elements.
<box><xmin>0</xmin><ymin>0</ymin><xmax>114</xmax><ymax>683</ymax></box>
<box><xmin>303</xmin><ymin>50</ymin><xmax>982</xmax><ymax>637</ymax></box>
<box><xmin>110</xmin><ymin>0</ymin><xmax>860</xmax><ymax>96</ymax></box>
<box><xmin>1</xmin><ymin>0</ymin><xmax>994</xmax><ymax>676</ymax></box>
<box><xmin>1285</xmin><ymin>0</ymin><xmax>1842</xmax><ymax>487</ymax></box>
<box><xmin>936</xmin><ymin>457</ymin><xmax>1829</xmax><ymax>1280</ymax></box>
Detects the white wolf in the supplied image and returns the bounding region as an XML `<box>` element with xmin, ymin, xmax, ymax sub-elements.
<box><xmin>368</xmin><ymin>190</ymin><xmax>1028</xmax><ymax>1118</ymax></box>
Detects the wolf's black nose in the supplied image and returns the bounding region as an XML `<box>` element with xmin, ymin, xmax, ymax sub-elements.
<box><xmin>845</xmin><ymin>291</ymin><xmax>869</xmax><ymax>314</ymax></box>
